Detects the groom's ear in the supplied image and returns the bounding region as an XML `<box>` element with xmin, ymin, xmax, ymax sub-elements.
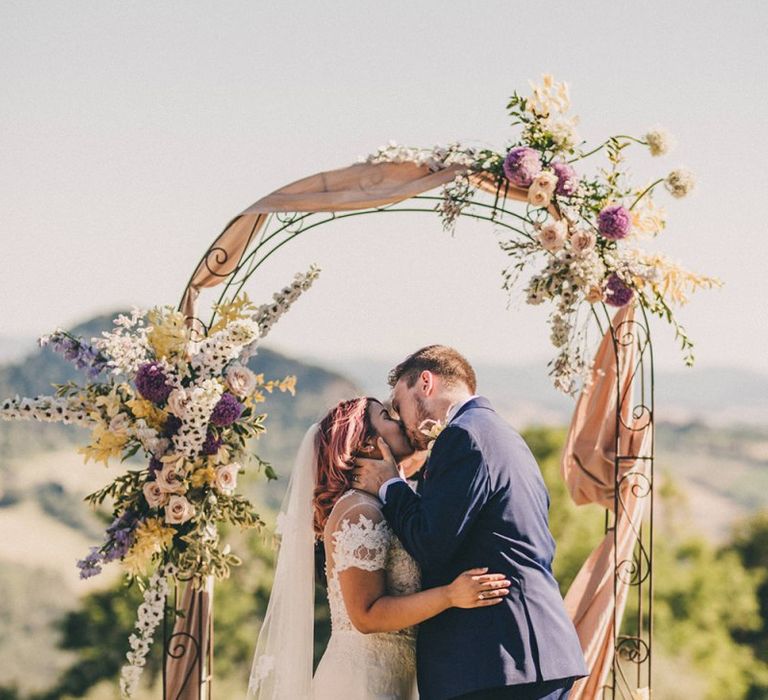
<box><xmin>420</xmin><ymin>370</ymin><xmax>436</xmax><ymax>396</ymax></box>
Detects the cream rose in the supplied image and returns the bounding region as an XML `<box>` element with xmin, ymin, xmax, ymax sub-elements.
<box><xmin>215</xmin><ymin>462</ymin><xmax>240</xmax><ymax>495</ymax></box>
<box><xmin>224</xmin><ymin>363</ymin><xmax>258</xmax><ymax>397</ymax></box>
<box><xmin>527</xmin><ymin>171</ymin><xmax>558</xmax><ymax>208</ymax></box>
<box><xmin>156</xmin><ymin>461</ymin><xmax>187</xmax><ymax>494</ymax></box>
<box><xmin>166</xmin><ymin>389</ymin><xmax>190</xmax><ymax>418</ymax></box>
<box><xmin>570</xmin><ymin>228</ymin><xmax>596</xmax><ymax>255</ymax></box>
<box><xmin>164</xmin><ymin>494</ymin><xmax>195</xmax><ymax>525</ymax></box>
<box><xmin>536</xmin><ymin>219</ymin><xmax>568</xmax><ymax>252</ymax></box>
<box><xmin>143</xmin><ymin>480</ymin><xmax>168</xmax><ymax>508</ymax></box>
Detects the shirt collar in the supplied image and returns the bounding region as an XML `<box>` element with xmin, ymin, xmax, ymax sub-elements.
<box><xmin>446</xmin><ymin>394</ymin><xmax>479</xmax><ymax>424</ymax></box>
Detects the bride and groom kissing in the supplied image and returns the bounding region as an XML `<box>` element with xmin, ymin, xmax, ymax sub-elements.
<box><xmin>248</xmin><ymin>345</ymin><xmax>587</xmax><ymax>700</ymax></box>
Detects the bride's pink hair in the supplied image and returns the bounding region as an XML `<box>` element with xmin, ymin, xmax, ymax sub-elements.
<box><xmin>313</xmin><ymin>397</ymin><xmax>377</xmax><ymax>537</ymax></box>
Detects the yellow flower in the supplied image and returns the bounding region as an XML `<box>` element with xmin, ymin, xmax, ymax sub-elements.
<box><xmin>146</xmin><ymin>307</ymin><xmax>190</xmax><ymax>360</ymax></box>
<box><xmin>122</xmin><ymin>517</ymin><xmax>176</xmax><ymax>575</ymax></box>
<box><xmin>207</xmin><ymin>292</ymin><xmax>259</xmax><ymax>336</ymax></box>
<box><xmin>191</xmin><ymin>464</ymin><xmax>217</xmax><ymax>488</ymax></box>
<box><xmin>641</xmin><ymin>253</ymin><xmax>723</xmax><ymax>305</ymax></box>
<box><xmin>631</xmin><ymin>196</ymin><xmax>667</xmax><ymax>237</ymax></box>
<box><xmin>127</xmin><ymin>398</ymin><xmax>168</xmax><ymax>430</ymax></box>
<box><xmin>78</xmin><ymin>425</ymin><xmax>129</xmax><ymax>466</ymax></box>
<box><xmin>94</xmin><ymin>385</ymin><xmax>124</xmax><ymax>418</ymax></box>
<box><xmin>261</xmin><ymin>375</ymin><xmax>297</xmax><ymax>396</ymax></box>
<box><xmin>206</xmin><ymin>444</ymin><xmax>232</xmax><ymax>466</ymax></box>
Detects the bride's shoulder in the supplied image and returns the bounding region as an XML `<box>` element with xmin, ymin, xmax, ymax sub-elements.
<box><xmin>325</xmin><ymin>489</ymin><xmax>386</xmax><ymax>534</ymax></box>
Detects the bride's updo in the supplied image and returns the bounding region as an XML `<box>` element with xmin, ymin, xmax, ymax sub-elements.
<box><xmin>313</xmin><ymin>397</ymin><xmax>377</xmax><ymax>537</ymax></box>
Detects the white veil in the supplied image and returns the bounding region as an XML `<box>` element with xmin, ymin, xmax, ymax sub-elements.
<box><xmin>247</xmin><ymin>423</ymin><xmax>319</xmax><ymax>698</ymax></box>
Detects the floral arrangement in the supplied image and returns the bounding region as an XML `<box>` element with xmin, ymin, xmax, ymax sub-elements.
<box><xmin>0</xmin><ymin>265</ymin><xmax>320</xmax><ymax>697</ymax></box>
<box><xmin>366</xmin><ymin>75</ymin><xmax>721</xmax><ymax>394</ymax></box>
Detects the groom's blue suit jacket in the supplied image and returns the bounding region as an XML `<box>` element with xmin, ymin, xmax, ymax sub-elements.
<box><xmin>383</xmin><ymin>396</ymin><xmax>588</xmax><ymax>700</ymax></box>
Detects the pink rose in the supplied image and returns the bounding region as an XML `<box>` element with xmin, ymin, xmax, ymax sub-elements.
<box><xmin>536</xmin><ymin>219</ymin><xmax>568</xmax><ymax>252</ymax></box>
<box><xmin>156</xmin><ymin>461</ymin><xmax>187</xmax><ymax>494</ymax></box>
<box><xmin>164</xmin><ymin>494</ymin><xmax>195</xmax><ymax>525</ymax></box>
<box><xmin>143</xmin><ymin>480</ymin><xmax>168</xmax><ymax>508</ymax></box>
<box><xmin>527</xmin><ymin>171</ymin><xmax>558</xmax><ymax>208</ymax></box>
<box><xmin>166</xmin><ymin>389</ymin><xmax>190</xmax><ymax>418</ymax></box>
<box><xmin>570</xmin><ymin>228</ymin><xmax>596</xmax><ymax>255</ymax></box>
<box><xmin>224</xmin><ymin>364</ymin><xmax>257</xmax><ymax>397</ymax></box>
<box><xmin>215</xmin><ymin>463</ymin><xmax>240</xmax><ymax>496</ymax></box>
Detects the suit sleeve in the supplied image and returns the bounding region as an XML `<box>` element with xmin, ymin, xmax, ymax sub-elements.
<box><xmin>381</xmin><ymin>426</ymin><xmax>489</xmax><ymax>569</ymax></box>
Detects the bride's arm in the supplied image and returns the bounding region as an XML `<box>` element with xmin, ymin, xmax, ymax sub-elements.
<box><xmin>339</xmin><ymin>566</ymin><xmax>510</xmax><ymax>634</ymax></box>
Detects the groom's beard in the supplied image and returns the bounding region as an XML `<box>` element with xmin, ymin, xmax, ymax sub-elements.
<box><xmin>405</xmin><ymin>394</ymin><xmax>434</xmax><ymax>452</ymax></box>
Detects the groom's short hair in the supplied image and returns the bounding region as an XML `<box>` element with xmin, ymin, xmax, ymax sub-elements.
<box><xmin>388</xmin><ymin>345</ymin><xmax>477</xmax><ymax>393</ymax></box>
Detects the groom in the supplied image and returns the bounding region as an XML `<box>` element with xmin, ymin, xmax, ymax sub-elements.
<box><xmin>353</xmin><ymin>345</ymin><xmax>588</xmax><ymax>700</ymax></box>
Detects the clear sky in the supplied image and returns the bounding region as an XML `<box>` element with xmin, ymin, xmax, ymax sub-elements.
<box><xmin>1</xmin><ymin>1</ymin><xmax>766</xmax><ymax>374</ymax></box>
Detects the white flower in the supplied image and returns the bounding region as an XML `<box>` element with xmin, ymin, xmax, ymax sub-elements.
<box><xmin>164</xmin><ymin>494</ymin><xmax>195</xmax><ymax>524</ymax></box>
<box><xmin>644</xmin><ymin>127</ymin><xmax>674</xmax><ymax>156</ymax></box>
<box><xmin>536</xmin><ymin>219</ymin><xmax>568</xmax><ymax>252</ymax></box>
<box><xmin>527</xmin><ymin>171</ymin><xmax>558</xmax><ymax>208</ymax></box>
<box><xmin>108</xmin><ymin>412</ymin><xmax>130</xmax><ymax>435</ymax></box>
<box><xmin>224</xmin><ymin>363</ymin><xmax>257</xmax><ymax>397</ymax></box>
<box><xmin>665</xmin><ymin>168</ymin><xmax>695</xmax><ymax>198</ymax></box>
<box><xmin>214</xmin><ymin>462</ymin><xmax>240</xmax><ymax>495</ymax></box>
<box><xmin>547</xmin><ymin>116</ymin><xmax>580</xmax><ymax>151</ymax></box>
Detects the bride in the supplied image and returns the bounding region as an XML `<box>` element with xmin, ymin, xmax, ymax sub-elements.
<box><xmin>247</xmin><ymin>397</ymin><xmax>511</xmax><ymax>699</ymax></box>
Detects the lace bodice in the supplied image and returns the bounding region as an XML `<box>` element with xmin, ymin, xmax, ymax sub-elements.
<box><xmin>323</xmin><ymin>490</ymin><xmax>421</xmax><ymax>639</ymax></box>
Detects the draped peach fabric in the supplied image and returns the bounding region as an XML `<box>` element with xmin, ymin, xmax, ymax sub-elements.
<box><xmin>165</xmin><ymin>576</ymin><xmax>214</xmax><ymax>700</ymax></box>
<box><xmin>178</xmin><ymin>161</ymin><xmax>529</xmax><ymax>325</ymax></box>
<box><xmin>561</xmin><ymin>304</ymin><xmax>652</xmax><ymax>699</ymax></box>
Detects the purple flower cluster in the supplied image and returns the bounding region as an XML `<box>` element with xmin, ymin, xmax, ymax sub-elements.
<box><xmin>76</xmin><ymin>511</ymin><xmax>137</xmax><ymax>579</ymax></box>
<box><xmin>604</xmin><ymin>273</ymin><xmax>635</xmax><ymax>307</ymax></box>
<box><xmin>597</xmin><ymin>205</ymin><xmax>632</xmax><ymax>240</ymax></box>
<box><xmin>502</xmin><ymin>147</ymin><xmax>542</xmax><ymax>187</ymax></box>
<box><xmin>148</xmin><ymin>456</ymin><xmax>163</xmax><ymax>477</ymax></box>
<box><xmin>162</xmin><ymin>414</ymin><xmax>182</xmax><ymax>438</ymax></box>
<box><xmin>40</xmin><ymin>331</ymin><xmax>109</xmax><ymax>379</ymax></box>
<box><xmin>210</xmin><ymin>392</ymin><xmax>244</xmax><ymax>427</ymax></box>
<box><xmin>551</xmin><ymin>161</ymin><xmax>579</xmax><ymax>196</ymax></box>
<box><xmin>135</xmin><ymin>361</ymin><xmax>173</xmax><ymax>404</ymax></box>
<box><xmin>201</xmin><ymin>430</ymin><xmax>223</xmax><ymax>455</ymax></box>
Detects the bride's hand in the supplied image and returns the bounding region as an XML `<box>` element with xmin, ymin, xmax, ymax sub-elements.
<box><xmin>445</xmin><ymin>568</ymin><xmax>511</xmax><ymax>609</ymax></box>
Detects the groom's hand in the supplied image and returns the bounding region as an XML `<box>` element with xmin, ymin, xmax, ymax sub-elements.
<box><xmin>352</xmin><ymin>437</ymin><xmax>401</xmax><ymax>496</ymax></box>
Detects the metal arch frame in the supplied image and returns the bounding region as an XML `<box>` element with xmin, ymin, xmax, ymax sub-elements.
<box><xmin>169</xmin><ymin>190</ymin><xmax>655</xmax><ymax>700</ymax></box>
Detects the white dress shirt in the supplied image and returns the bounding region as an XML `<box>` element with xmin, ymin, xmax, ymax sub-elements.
<box><xmin>378</xmin><ymin>395</ymin><xmax>479</xmax><ymax>503</ymax></box>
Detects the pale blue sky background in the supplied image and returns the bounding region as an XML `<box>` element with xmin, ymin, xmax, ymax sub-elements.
<box><xmin>1</xmin><ymin>1</ymin><xmax>766</xmax><ymax>373</ymax></box>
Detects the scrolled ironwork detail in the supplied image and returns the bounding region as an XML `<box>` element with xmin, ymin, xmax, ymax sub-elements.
<box><xmin>616</xmin><ymin>636</ymin><xmax>650</xmax><ymax>665</ymax></box>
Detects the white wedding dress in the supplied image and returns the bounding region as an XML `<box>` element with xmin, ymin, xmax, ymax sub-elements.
<box><xmin>313</xmin><ymin>489</ymin><xmax>421</xmax><ymax>699</ymax></box>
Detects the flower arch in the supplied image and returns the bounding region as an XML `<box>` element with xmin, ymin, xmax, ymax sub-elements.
<box><xmin>0</xmin><ymin>75</ymin><xmax>720</xmax><ymax>700</ymax></box>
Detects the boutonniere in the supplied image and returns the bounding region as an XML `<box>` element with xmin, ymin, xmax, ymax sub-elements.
<box><xmin>418</xmin><ymin>418</ymin><xmax>446</xmax><ymax>457</ymax></box>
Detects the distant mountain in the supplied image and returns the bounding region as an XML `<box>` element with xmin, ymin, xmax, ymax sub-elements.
<box><xmin>0</xmin><ymin>334</ymin><xmax>35</xmax><ymax>365</ymax></box>
<box><xmin>318</xmin><ymin>356</ymin><xmax>768</xmax><ymax>428</ymax></box>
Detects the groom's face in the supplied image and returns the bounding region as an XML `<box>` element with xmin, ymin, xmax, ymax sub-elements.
<box><xmin>391</xmin><ymin>378</ymin><xmax>432</xmax><ymax>451</ymax></box>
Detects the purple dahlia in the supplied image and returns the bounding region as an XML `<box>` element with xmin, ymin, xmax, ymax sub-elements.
<box><xmin>201</xmin><ymin>430</ymin><xmax>223</xmax><ymax>455</ymax></box>
<box><xmin>551</xmin><ymin>161</ymin><xmax>579</xmax><ymax>196</ymax></box>
<box><xmin>502</xmin><ymin>147</ymin><xmax>542</xmax><ymax>188</ymax></box>
<box><xmin>210</xmin><ymin>392</ymin><xmax>244</xmax><ymax>427</ymax></box>
<box><xmin>134</xmin><ymin>361</ymin><xmax>173</xmax><ymax>404</ymax></box>
<box><xmin>597</xmin><ymin>205</ymin><xmax>632</xmax><ymax>240</ymax></box>
<box><xmin>604</xmin><ymin>273</ymin><xmax>635</xmax><ymax>307</ymax></box>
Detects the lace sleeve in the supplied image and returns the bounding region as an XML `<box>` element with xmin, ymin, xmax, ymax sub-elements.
<box><xmin>325</xmin><ymin>492</ymin><xmax>391</xmax><ymax>574</ymax></box>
